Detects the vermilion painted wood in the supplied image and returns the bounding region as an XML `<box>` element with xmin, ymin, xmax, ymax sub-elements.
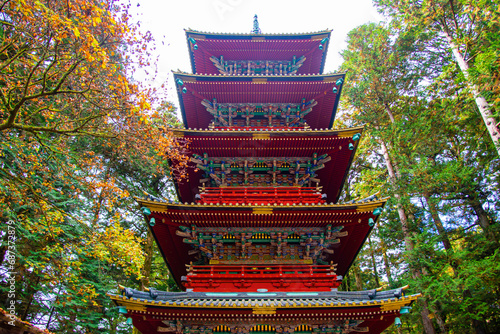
<box><xmin>185</xmin><ymin>30</ymin><xmax>331</xmax><ymax>75</ymax></box>
<box><xmin>128</xmin><ymin>306</ymin><xmax>400</xmax><ymax>334</ymax></box>
<box><xmin>148</xmin><ymin>205</ymin><xmax>377</xmax><ymax>286</ymax></box>
<box><xmin>183</xmin><ymin>264</ymin><xmax>341</xmax><ymax>292</ymax></box>
<box><xmin>172</xmin><ymin>133</ymin><xmax>358</xmax><ymax>204</ymax></box>
<box><xmin>174</xmin><ymin>74</ymin><xmax>344</xmax><ymax>130</ymax></box>
<box><xmin>198</xmin><ymin>187</ymin><xmax>325</xmax><ymax>205</ymax></box>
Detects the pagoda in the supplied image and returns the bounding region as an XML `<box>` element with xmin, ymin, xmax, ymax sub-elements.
<box><xmin>110</xmin><ymin>16</ymin><xmax>418</xmax><ymax>334</ymax></box>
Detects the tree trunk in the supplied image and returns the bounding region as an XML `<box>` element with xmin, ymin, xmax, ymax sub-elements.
<box><xmin>353</xmin><ymin>262</ymin><xmax>364</xmax><ymax>291</ymax></box>
<box><xmin>470</xmin><ymin>200</ymin><xmax>492</xmax><ymax>229</ymax></box>
<box><xmin>420</xmin><ymin>299</ymin><xmax>438</xmax><ymax>334</ymax></box>
<box><xmin>380</xmin><ymin>240</ymin><xmax>393</xmax><ymax>286</ymax></box>
<box><xmin>20</xmin><ymin>274</ymin><xmax>40</xmax><ymax>321</ymax></box>
<box><xmin>368</xmin><ymin>236</ymin><xmax>380</xmax><ymax>287</ymax></box>
<box><xmin>465</xmin><ymin>195</ymin><xmax>498</xmax><ymax>244</ymax></box>
<box><xmin>379</xmin><ymin>139</ymin><xmax>415</xmax><ymax>250</ymax></box>
<box><xmin>434</xmin><ymin>305</ymin><xmax>448</xmax><ymax>334</ymax></box>
<box><xmin>378</xmin><ymin>138</ymin><xmax>436</xmax><ymax>334</ymax></box>
<box><xmin>443</xmin><ymin>29</ymin><xmax>500</xmax><ymax>156</ymax></box>
<box><xmin>384</xmin><ymin>103</ymin><xmax>396</xmax><ymax>124</ymax></box>
<box><xmin>424</xmin><ymin>195</ymin><xmax>490</xmax><ymax>333</ymax></box>
<box><xmin>141</xmin><ymin>229</ymin><xmax>155</xmax><ymax>290</ymax></box>
<box><xmin>423</xmin><ymin>193</ymin><xmax>454</xmax><ymax>252</ymax></box>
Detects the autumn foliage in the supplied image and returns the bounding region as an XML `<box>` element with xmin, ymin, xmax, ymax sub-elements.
<box><xmin>0</xmin><ymin>0</ymin><xmax>187</xmax><ymax>331</ymax></box>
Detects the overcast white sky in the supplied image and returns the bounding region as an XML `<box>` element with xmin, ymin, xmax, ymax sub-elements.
<box><xmin>130</xmin><ymin>0</ymin><xmax>383</xmax><ymax>104</ymax></box>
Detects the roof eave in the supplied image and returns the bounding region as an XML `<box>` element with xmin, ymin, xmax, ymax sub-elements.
<box><xmin>185</xmin><ymin>29</ymin><xmax>333</xmax><ymax>39</ymax></box>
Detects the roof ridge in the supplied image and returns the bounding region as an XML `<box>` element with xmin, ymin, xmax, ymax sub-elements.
<box><xmin>184</xmin><ymin>29</ymin><xmax>333</xmax><ymax>36</ymax></box>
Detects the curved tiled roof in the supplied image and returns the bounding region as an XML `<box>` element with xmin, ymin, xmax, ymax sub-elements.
<box><xmin>135</xmin><ymin>198</ymin><xmax>386</xmax><ymax>286</ymax></box>
<box><xmin>173</xmin><ymin>72</ymin><xmax>345</xmax><ymax>130</ymax></box>
<box><xmin>185</xmin><ymin>29</ymin><xmax>333</xmax><ymax>37</ymax></box>
<box><xmin>109</xmin><ymin>285</ymin><xmax>420</xmax><ymax>313</ymax></box>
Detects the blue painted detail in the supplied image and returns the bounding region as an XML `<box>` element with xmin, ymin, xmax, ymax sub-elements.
<box><xmin>400</xmin><ymin>306</ymin><xmax>411</xmax><ymax>314</ymax></box>
<box><xmin>205</xmin><ymin>293</ymin><xmax>239</xmax><ymax>297</ymax></box>
<box><xmin>246</xmin><ymin>293</ymin><xmax>278</xmax><ymax>297</ymax></box>
<box><xmin>286</xmin><ymin>292</ymin><xmax>319</xmax><ymax>296</ymax></box>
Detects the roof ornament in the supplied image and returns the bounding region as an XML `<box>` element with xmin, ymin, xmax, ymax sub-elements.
<box><xmin>252</xmin><ymin>14</ymin><xmax>261</xmax><ymax>34</ymax></box>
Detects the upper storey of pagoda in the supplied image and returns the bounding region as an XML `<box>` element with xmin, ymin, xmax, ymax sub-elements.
<box><xmin>184</xmin><ymin>27</ymin><xmax>331</xmax><ymax>76</ymax></box>
<box><xmin>174</xmin><ymin>72</ymin><xmax>345</xmax><ymax>130</ymax></box>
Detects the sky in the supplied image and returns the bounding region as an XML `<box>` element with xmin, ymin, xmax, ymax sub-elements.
<box><xmin>130</xmin><ymin>0</ymin><xmax>384</xmax><ymax>104</ymax></box>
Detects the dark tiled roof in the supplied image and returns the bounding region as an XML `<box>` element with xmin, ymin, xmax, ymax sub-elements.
<box><xmin>111</xmin><ymin>286</ymin><xmax>412</xmax><ymax>308</ymax></box>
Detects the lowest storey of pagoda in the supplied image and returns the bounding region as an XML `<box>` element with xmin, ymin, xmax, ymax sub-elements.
<box><xmin>110</xmin><ymin>17</ymin><xmax>418</xmax><ymax>334</ymax></box>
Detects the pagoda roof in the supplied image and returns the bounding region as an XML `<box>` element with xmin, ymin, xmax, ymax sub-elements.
<box><xmin>170</xmin><ymin>127</ymin><xmax>362</xmax><ymax>204</ymax></box>
<box><xmin>173</xmin><ymin>72</ymin><xmax>345</xmax><ymax>130</ymax></box>
<box><xmin>110</xmin><ymin>286</ymin><xmax>416</xmax><ymax>308</ymax></box>
<box><xmin>136</xmin><ymin>198</ymin><xmax>385</xmax><ymax>286</ymax></box>
<box><xmin>185</xmin><ymin>29</ymin><xmax>332</xmax><ymax>75</ymax></box>
<box><xmin>110</xmin><ymin>286</ymin><xmax>419</xmax><ymax>334</ymax></box>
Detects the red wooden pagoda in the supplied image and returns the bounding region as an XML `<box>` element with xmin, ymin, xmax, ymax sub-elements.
<box><xmin>110</xmin><ymin>16</ymin><xmax>418</xmax><ymax>334</ymax></box>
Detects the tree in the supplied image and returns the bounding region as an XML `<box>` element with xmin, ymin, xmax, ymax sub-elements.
<box><xmin>0</xmin><ymin>0</ymin><xmax>188</xmax><ymax>331</ymax></box>
<box><xmin>338</xmin><ymin>21</ymin><xmax>499</xmax><ymax>333</ymax></box>
<box><xmin>339</xmin><ymin>24</ymin><xmax>441</xmax><ymax>333</ymax></box>
<box><xmin>375</xmin><ymin>0</ymin><xmax>500</xmax><ymax>155</ymax></box>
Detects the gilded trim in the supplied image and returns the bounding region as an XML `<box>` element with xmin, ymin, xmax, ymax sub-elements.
<box><xmin>109</xmin><ymin>293</ymin><xmax>420</xmax><ymax>312</ymax></box>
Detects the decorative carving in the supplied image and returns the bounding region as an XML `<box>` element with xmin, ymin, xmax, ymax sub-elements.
<box><xmin>201</xmin><ymin>99</ymin><xmax>316</xmax><ymax>128</ymax></box>
<box><xmin>191</xmin><ymin>153</ymin><xmax>328</xmax><ymax>188</ymax></box>
<box><xmin>160</xmin><ymin>319</ymin><xmax>368</xmax><ymax>334</ymax></box>
<box><xmin>179</xmin><ymin>225</ymin><xmax>346</xmax><ymax>265</ymax></box>
<box><xmin>209</xmin><ymin>56</ymin><xmax>306</xmax><ymax>76</ymax></box>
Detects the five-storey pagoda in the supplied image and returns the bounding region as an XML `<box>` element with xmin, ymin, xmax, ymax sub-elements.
<box><xmin>110</xmin><ymin>17</ymin><xmax>418</xmax><ymax>334</ymax></box>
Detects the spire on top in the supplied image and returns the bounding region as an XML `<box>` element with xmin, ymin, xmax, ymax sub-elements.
<box><xmin>252</xmin><ymin>14</ymin><xmax>261</xmax><ymax>34</ymax></box>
